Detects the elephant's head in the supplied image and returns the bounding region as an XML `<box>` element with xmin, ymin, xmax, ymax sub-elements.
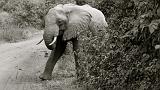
<box><xmin>43</xmin><ymin>4</ymin><xmax>92</xmax><ymax>50</ymax></box>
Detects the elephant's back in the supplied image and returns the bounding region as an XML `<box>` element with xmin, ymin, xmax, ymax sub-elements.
<box><xmin>82</xmin><ymin>5</ymin><xmax>108</xmax><ymax>33</ymax></box>
<box><xmin>62</xmin><ymin>4</ymin><xmax>108</xmax><ymax>34</ymax></box>
<box><xmin>82</xmin><ymin>5</ymin><xmax>106</xmax><ymax>22</ymax></box>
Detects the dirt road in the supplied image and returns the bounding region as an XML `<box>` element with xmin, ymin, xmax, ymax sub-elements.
<box><xmin>0</xmin><ymin>34</ymin><xmax>79</xmax><ymax>90</ymax></box>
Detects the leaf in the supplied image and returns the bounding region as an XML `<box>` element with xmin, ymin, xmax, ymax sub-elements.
<box><xmin>148</xmin><ymin>23</ymin><xmax>157</xmax><ymax>33</ymax></box>
<box><xmin>140</xmin><ymin>10</ymin><xmax>153</xmax><ymax>19</ymax></box>
<box><xmin>148</xmin><ymin>19</ymin><xmax>160</xmax><ymax>34</ymax></box>
<box><xmin>121</xmin><ymin>27</ymin><xmax>138</xmax><ymax>38</ymax></box>
<box><xmin>155</xmin><ymin>45</ymin><xmax>160</xmax><ymax>50</ymax></box>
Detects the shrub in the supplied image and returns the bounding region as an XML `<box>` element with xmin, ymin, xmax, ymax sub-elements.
<box><xmin>3</xmin><ymin>0</ymin><xmax>46</xmax><ymax>28</ymax></box>
<box><xmin>77</xmin><ymin>0</ymin><xmax>160</xmax><ymax>90</ymax></box>
<box><xmin>0</xmin><ymin>11</ymin><xmax>13</xmax><ymax>26</ymax></box>
<box><xmin>0</xmin><ymin>11</ymin><xmax>35</xmax><ymax>42</ymax></box>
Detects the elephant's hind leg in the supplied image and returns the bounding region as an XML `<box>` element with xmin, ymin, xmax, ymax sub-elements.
<box><xmin>39</xmin><ymin>36</ymin><xmax>67</xmax><ymax>80</ymax></box>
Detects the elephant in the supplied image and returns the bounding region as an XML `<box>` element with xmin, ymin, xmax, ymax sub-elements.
<box><xmin>39</xmin><ymin>4</ymin><xmax>108</xmax><ymax>80</ymax></box>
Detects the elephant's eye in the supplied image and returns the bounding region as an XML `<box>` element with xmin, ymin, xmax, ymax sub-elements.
<box><xmin>57</xmin><ymin>20</ymin><xmax>62</xmax><ymax>24</ymax></box>
<box><xmin>57</xmin><ymin>20</ymin><xmax>65</xmax><ymax>26</ymax></box>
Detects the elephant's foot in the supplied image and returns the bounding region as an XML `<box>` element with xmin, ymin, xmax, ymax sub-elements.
<box><xmin>39</xmin><ymin>73</ymin><xmax>52</xmax><ymax>80</ymax></box>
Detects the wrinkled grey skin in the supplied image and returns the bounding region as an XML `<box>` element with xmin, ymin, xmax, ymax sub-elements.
<box><xmin>39</xmin><ymin>4</ymin><xmax>108</xmax><ymax>80</ymax></box>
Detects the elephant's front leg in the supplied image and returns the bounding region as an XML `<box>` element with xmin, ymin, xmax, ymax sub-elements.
<box><xmin>72</xmin><ymin>38</ymin><xmax>80</xmax><ymax>78</ymax></box>
<box><xmin>39</xmin><ymin>37</ymin><xmax>67</xmax><ymax>80</ymax></box>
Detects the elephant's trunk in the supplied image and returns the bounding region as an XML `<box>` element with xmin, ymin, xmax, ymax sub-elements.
<box><xmin>43</xmin><ymin>24</ymin><xmax>59</xmax><ymax>50</ymax></box>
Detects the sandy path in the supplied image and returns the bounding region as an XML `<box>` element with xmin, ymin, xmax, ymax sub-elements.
<box><xmin>0</xmin><ymin>34</ymin><xmax>78</xmax><ymax>90</ymax></box>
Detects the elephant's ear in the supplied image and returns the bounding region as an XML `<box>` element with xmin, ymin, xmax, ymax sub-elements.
<box><xmin>63</xmin><ymin>9</ymin><xmax>92</xmax><ymax>41</ymax></box>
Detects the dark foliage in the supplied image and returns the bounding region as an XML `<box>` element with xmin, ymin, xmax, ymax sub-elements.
<box><xmin>77</xmin><ymin>0</ymin><xmax>160</xmax><ymax>90</ymax></box>
<box><xmin>75</xmin><ymin>0</ymin><xmax>86</xmax><ymax>5</ymax></box>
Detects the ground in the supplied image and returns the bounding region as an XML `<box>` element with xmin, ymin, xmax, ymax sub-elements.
<box><xmin>0</xmin><ymin>33</ymin><xmax>83</xmax><ymax>90</ymax></box>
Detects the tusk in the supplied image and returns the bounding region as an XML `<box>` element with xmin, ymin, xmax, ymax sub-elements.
<box><xmin>49</xmin><ymin>37</ymin><xmax>57</xmax><ymax>45</ymax></box>
<box><xmin>36</xmin><ymin>39</ymin><xmax>43</xmax><ymax>45</ymax></box>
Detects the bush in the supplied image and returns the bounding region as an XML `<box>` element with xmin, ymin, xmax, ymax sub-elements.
<box><xmin>77</xmin><ymin>0</ymin><xmax>160</xmax><ymax>90</ymax></box>
<box><xmin>0</xmin><ymin>0</ymin><xmax>8</xmax><ymax>9</ymax></box>
<box><xmin>0</xmin><ymin>11</ymin><xmax>35</xmax><ymax>42</ymax></box>
<box><xmin>3</xmin><ymin>0</ymin><xmax>46</xmax><ymax>28</ymax></box>
<box><xmin>0</xmin><ymin>11</ymin><xmax>13</xmax><ymax>26</ymax></box>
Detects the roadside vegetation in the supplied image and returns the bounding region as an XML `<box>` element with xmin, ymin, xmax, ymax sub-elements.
<box><xmin>78</xmin><ymin>0</ymin><xmax>160</xmax><ymax>89</ymax></box>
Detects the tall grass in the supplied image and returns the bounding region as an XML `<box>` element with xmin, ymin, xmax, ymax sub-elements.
<box><xmin>0</xmin><ymin>11</ymin><xmax>35</xmax><ymax>42</ymax></box>
<box><xmin>0</xmin><ymin>25</ymin><xmax>33</xmax><ymax>42</ymax></box>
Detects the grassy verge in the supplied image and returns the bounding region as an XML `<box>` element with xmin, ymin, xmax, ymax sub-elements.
<box><xmin>0</xmin><ymin>11</ymin><xmax>40</xmax><ymax>43</ymax></box>
<box><xmin>0</xmin><ymin>25</ymin><xmax>39</xmax><ymax>42</ymax></box>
